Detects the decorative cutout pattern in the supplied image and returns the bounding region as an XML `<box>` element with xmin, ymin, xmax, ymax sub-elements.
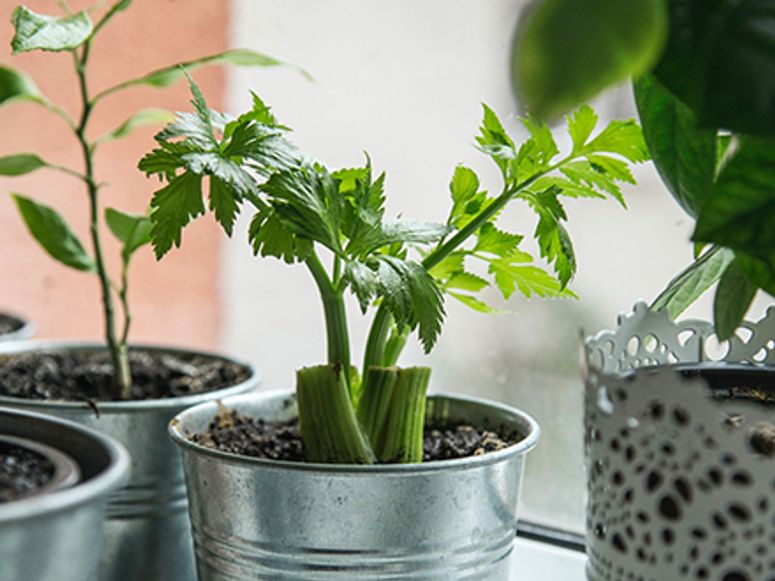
<box><xmin>584</xmin><ymin>302</ymin><xmax>775</xmax><ymax>581</ymax></box>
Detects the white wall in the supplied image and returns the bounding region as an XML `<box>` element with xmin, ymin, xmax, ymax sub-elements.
<box><xmin>222</xmin><ymin>0</ymin><xmax>769</xmax><ymax>531</ymax></box>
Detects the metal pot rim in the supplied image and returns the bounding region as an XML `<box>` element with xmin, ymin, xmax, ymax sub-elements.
<box><xmin>0</xmin><ymin>340</ymin><xmax>260</xmax><ymax>412</ymax></box>
<box><xmin>0</xmin><ymin>311</ymin><xmax>34</xmax><ymax>342</ymax></box>
<box><xmin>0</xmin><ymin>434</ymin><xmax>81</xmax><ymax>499</ymax></box>
<box><xmin>169</xmin><ymin>389</ymin><xmax>540</xmax><ymax>474</ymax></box>
<box><xmin>0</xmin><ymin>408</ymin><xmax>129</xmax><ymax>522</ymax></box>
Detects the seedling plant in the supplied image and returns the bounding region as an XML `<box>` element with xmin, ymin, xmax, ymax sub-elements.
<box><xmin>0</xmin><ymin>0</ymin><xmax>289</xmax><ymax>399</ymax></box>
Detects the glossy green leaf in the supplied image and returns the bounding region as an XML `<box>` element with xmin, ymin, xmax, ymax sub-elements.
<box><xmin>714</xmin><ymin>259</ymin><xmax>757</xmax><ymax>341</ymax></box>
<box><xmin>651</xmin><ymin>247</ymin><xmax>734</xmax><ymax>319</ymax></box>
<box><xmin>97</xmin><ymin>108</ymin><xmax>174</xmax><ymax>143</ymax></box>
<box><xmin>693</xmin><ymin>137</ymin><xmax>775</xmax><ymax>260</ymax></box>
<box><xmin>11</xmin><ymin>6</ymin><xmax>92</xmax><ymax>53</ymax></box>
<box><xmin>13</xmin><ymin>194</ymin><xmax>94</xmax><ymax>271</ymax></box>
<box><xmin>0</xmin><ymin>66</ymin><xmax>41</xmax><ymax>106</ymax></box>
<box><xmin>0</xmin><ymin>153</ymin><xmax>46</xmax><ymax>176</ymax></box>
<box><xmin>654</xmin><ymin>0</ymin><xmax>775</xmax><ymax>136</ymax></box>
<box><xmin>737</xmin><ymin>253</ymin><xmax>775</xmax><ymax>298</ymax></box>
<box><xmin>513</xmin><ymin>0</ymin><xmax>668</xmax><ymax>120</ymax></box>
<box><xmin>634</xmin><ymin>75</ymin><xmax>716</xmax><ymax>217</ymax></box>
<box><xmin>105</xmin><ymin>207</ymin><xmax>152</xmax><ymax>259</ymax></box>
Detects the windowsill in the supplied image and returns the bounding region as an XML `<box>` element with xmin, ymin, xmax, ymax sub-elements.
<box><xmin>511</xmin><ymin>537</ymin><xmax>587</xmax><ymax>579</ymax></box>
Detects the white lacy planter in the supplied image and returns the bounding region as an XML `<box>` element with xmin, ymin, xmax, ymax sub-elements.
<box><xmin>583</xmin><ymin>302</ymin><xmax>775</xmax><ymax>581</ymax></box>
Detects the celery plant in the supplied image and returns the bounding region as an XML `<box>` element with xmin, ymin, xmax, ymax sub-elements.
<box><xmin>141</xmin><ymin>79</ymin><xmax>647</xmax><ymax>463</ymax></box>
<box><xmin>0</xmin><ymin>1</ymin><xmax>291</xmax><ymax>399</ymax></box>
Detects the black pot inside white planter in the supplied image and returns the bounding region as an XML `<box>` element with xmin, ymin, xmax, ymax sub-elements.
<box><xmin>584</xmin><ymin>303</ymin><xmax>775</xmax><ymax>581</ymax></box>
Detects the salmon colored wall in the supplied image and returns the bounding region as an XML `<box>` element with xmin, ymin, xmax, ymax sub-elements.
<box><xmin>0</xmin><ymin>0</ymin><xmax>228</xmax><ymax>348</ymax></box>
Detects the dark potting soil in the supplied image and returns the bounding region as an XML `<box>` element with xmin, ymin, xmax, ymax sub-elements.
<box><xmin>0</xmin><ymin>442</ymin><xmax>54</xmax><ymax>503</ymax></box>
<box><xmin>0</xmin><ymin>314</ymin><xmax>22</xmax><ymax>336</ymax></box>
<box><xmin>0</xmin><ymin>349</ymin><xmax>252</xmax><ymax>402</ymax></box>
<box><xmin>191</xmin><ymin>407</ymin><xmax>519</xmax><ymax>463</ymax></box>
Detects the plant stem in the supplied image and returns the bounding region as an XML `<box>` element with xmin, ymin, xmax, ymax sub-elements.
<box><xmin>73</xmin><ymin>45</ymin><xmax>131</xmax><ymax>399</ymax></box>
<box><xmin>376</xmin><ymin>366</ymin><xmax>430</xmax><ymax>464</ymax></box>
<box><xmin>356</xmin><ymin>366</ymin><xmax>398</xmax><ymax>449</ymax></box>
<box><xmin>296</xmin><ymin>365</ymin><xmax>375</xmax><ymax>464</ymax></box>
<box><xmin>306</xmin><ymin>251</ymin><xmax>351</xmax><ymax>391</ymax></box>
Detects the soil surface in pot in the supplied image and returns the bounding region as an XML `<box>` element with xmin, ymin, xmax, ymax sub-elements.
<box><xmin>0</xmin><ymin>314</ymin><xmax>22</xmax><ymax>336</ymax></box>
<box><xmin>0</xmin><ymin>441</ymin><xmax>54</xmax><ymax>503</ymax></box>
<box><xmin>191</xmin><ymin>407</ymin><xmax>519</xmax><ymax>463</ymax></box>
<box><xmin>0</xmin><ymin>349</ymin><xmax>252</xmax><ymax>402</ymax></box>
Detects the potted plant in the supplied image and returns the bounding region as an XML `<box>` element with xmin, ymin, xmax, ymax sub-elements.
<box><xmin>0</xmin><ymin>2</ymin><xmax>295</xmax><ymax>578</ymax></box>
<box><xmin>0</xmin><ymin>407</ymin><xmax>129</xmax><ymax>581</ymax></box>
<box><xmin>513</xmin><ymin>1</ymin><xmax>775</xmax><ymax>578</ymax></box>
<box><xmin>0</xmin><ymin>310</ymin><xmax>33</xmax><ymax>341</ymax></box>
<box><xmin>144</xmin><ymin>74</ymin><xmax>646</xmax><ymax>578</ymax></box>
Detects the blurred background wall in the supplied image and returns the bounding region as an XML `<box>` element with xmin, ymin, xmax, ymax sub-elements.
<box><xmin>1</xmin><ymin>0</ymin><xmax>770</xmax><ymax>531</ymax></box>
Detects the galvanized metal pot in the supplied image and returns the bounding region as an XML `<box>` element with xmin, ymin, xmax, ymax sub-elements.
<box><xmin>0</xmin><ymin>341</ymin><xmax>260</xmax><ymax>581</ymax></box>
<box><xmin>584</xmin><ymin>302</ymin><xmax>775</xmax><ymax>581</ymax></box>
<box><xmin>0</xmin><ymin>408</ymin><xmax>129</xmax><ymax>581</ymax></box>
<box><xmin>0</xmin><ymin>311</ymin><xmax>33</xmax><ymax>342</ymax></box>
<box><xmin>170</xmin><ymin>390</ymin><xmax>540</xmax><ymax>580</ymax></box>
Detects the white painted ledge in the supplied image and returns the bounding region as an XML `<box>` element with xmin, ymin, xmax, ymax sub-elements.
<box><xmin>510</xmin><ymin>537</ymin><xmax>587</xmax><ymax>580</ymax></box>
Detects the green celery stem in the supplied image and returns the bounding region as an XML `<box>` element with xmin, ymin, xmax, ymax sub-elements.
<box><xmin>377</xmin><ymin>366</ymin><xmax>431</xmax><ymax>464</ymax></box>
<box><xmin>356</xmin><ymin>366</ymin><xmax>398</xmax><ymax>449</ymax></box>
<box><xmin>296</xmin><ymin>365</ymin><xmax>375</xmax><ymax>464</ymax></box>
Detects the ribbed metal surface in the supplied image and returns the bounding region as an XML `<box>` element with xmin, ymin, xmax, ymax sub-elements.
<box><xmin>0</xmin><ymin>408</ymin><xmax>129</xmax><ymax>581</ymax></box>
<box><xmin>171</xmin><ymin>390</ymin><xmax>539</xmax><ymax>581</ymax></box>
<box><xmin>0</xmin><ymin>341</ymin><xmax>260</xmax><ymax>581</ymax></box>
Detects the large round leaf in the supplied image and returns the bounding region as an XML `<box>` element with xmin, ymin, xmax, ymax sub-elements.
<box><xmin>512</xmin><ymin>0</ymin><xmax>668</xmax><ymax>120</ymax></box>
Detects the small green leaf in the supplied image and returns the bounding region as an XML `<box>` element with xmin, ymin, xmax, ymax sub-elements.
<box><xmin>651</xmin><ymin>247</ymin><xmax>735</xmax><ymax>319</ymax></box>
<box><xmin>373</xmin><ymin>256</ymin><xmax>445</xmax><ymax>353</ymax></box>
<box><xmin>11</xmin><ymin>6</ymin><xmax>93</xmax><ymax>53</ymax></box>
<box><xmin>581</xmin><ymin>120</ymin><xmax>649</xmax><ymax>163</ymax></box>
<box><xmin>448</xmin><ymin>292</ymin><xmax>499</xmax><ymax>314</ymax></box>
<box><xmin>0</xmin><ymin>153</ymin><xmax>47</xmax><ymax>176</ymax></box>
<box><xmin>714</xmin><ymin>259</ymin><xmax>757</xmax><ymax>341</ymax></box>
<box><xmin>105</xmin><ymin>207</ymin><xmax>152</xmax><ymax>259</ymax></box>
<box><xmin>262</xmin><ymin>165</ymin><xmax>342</xmax><ymax>254</ymax></box>
<box><xmin>513</xmin><ymin>0</ymin><xmax>668</xmax><ymax>120</ymax></box>
<box><xmin>489</xmin><ymin>251</ymin><xmax>574</xmax><ymax>300</ymax></box>
<box><xmin>447</xmin><ymin>272</ymin><xmax>489</xmax><ymax>293</ymax></box>
<box><xmin>248</xmin><ymin>205</ymin><xmax>312</xmax><ymax>264</ymax></box>
<box><xmin>97</xmin><ymin>108</ymin><xmax>174</xmax><ymax>143</ymax></box>
<box><xmin>520</xmin><ymin>115</ymin><xmax>559</xmax><ymax>166</ymax></box>
<box><xmin>427</xmin><ymin>252</ymin><xmax>465</xmax><ymax>281</ymax></box>
<box><xmin>148</xmin><ymin>171</ymin><xmax>205</xmax><ymax>258</ymax></box>
<box><xmin>634</xmin><ymin>75</ymin><xmax>716</xmax><ymax>217</ymax></box>
<box><xmin>100</xmin><ymin>49</ymin><xmax>309</xmax><ymax>99</ymax></box>
<box><xmin>567</xmin><ymin>105</ymin><xmax>599</xmax><ymax>152</ymax></box>
<box><xmin>0</xmin><ymin>66</ymin><xmax>41</xmax><ymax>106</ymax></box>
<box><xmin>13</xmin><ymin>194</ymin><xmax>94</xmax><ymax>271</ymax></box>
<box><xmin>209</xmin><ymin>176</ymin><xmax>240</xmax><ymax>236</ymax></box>
<box><xmin>474</xmin><ymin>223</ymin><xmax>523</xmax><ymax>257</ymax></box>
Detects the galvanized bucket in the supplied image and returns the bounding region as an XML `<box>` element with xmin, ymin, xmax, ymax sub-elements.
<box><xmin>0</xmin><ymin>312</ymin><xmax>34</xmax><ymax>342</ymax></box>
<box><xmin>0</xmin><ymin>408</ymin><xmax>130</xmax><ymax>581</ymax></box>
<box><xmin>170</xmin><ymin>390</ymin><xmax>540</xmax><ymax>580</ymax></box>
<box><xmin>0</xmin><ymin>341</ymin><xmax>261</xmax><ymax>581</ymax></box>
